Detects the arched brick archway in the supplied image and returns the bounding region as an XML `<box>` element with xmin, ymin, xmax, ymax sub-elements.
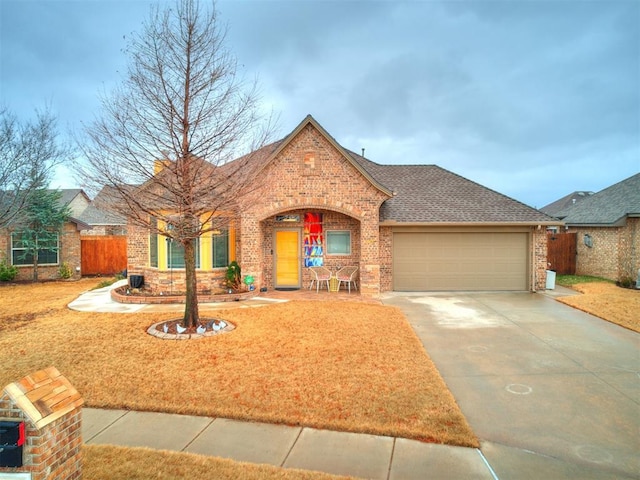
<box><xmin>238</xmin><ymin>205</ymin><xmax>382</xmax><ymax>294</ymax></box>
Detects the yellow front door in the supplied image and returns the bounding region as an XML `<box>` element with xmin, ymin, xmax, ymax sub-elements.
<box><xmin>275</xmin><ymin>230</ymin><xmax>300</xmax><ymax>288</ymax></box>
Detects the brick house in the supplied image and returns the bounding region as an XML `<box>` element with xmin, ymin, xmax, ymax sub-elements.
<box><xmin>126</xmin><ymin>115</ymin><xmax>557</xmax><ymax>294</ymax></box>
<box><xmin>551</xmin><ymin>173</ymin><xmax>640</xmax><ymax>282</ymax></box>
<box><xmin>0</xmin><ymin>189</ymin><xmax>89</xmax><ymax>281</ymax></box>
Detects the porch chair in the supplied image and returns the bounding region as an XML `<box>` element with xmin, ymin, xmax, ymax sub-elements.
<box><xmin>336</xmin><ymin>266</ymin><xmax>358</xmax><ymax>293</ymax></box>
<box><xmin>308</xmin><ymin>266</ymin><xmax>332</xmax><ymax>292</ymax></box>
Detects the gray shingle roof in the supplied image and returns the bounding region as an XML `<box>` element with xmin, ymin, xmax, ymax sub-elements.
<box><xmin>58</xmin><ymin>189</ymin><xmax>85</xmax><ymax>206</ymax></box>
<box><xmin>557</xmin><ymin>173</ymin><xmax>640</xmax><ymax>226</ymax></box>
<box><xmin>540</xmin><ymin>191</ymin><xmax>594</xmax><ymax>216</ymax></box>
<box><xmin>78</xmin><ymin>185</ymin><xmax>128</xmax><ymax>226</ymax></box>
<box><xmin>348</xmin><ymin>151</ymin><xmax>555</xmax><ymax>224</ymax></box>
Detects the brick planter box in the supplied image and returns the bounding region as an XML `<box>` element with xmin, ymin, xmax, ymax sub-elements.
<box><xmin>111</xmin><ymin>285</ymin><xmax>259</xmax><ymax>304</ymax></box>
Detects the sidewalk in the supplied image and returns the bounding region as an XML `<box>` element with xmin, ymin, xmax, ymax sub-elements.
<box><xmin>83</xmin><ymin>408</ymin><xmax>495</xmax><ymax>480</ymax></box>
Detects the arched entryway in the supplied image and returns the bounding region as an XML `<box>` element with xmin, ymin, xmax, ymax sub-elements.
<box><xmin>260</xmin><ymin>208</ymin><xmax>361</xmax><ymax>291</ymax></box>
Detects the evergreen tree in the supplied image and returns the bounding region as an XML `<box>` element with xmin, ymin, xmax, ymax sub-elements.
<box><xmin>14</xmin><ymin>189</ymin><xmax>71</xmax><ymax>281</ymax></box>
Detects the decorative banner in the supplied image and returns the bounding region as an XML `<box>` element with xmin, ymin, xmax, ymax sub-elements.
<box><xmin>304</xmin><ymin>212</ymin><xmax>323</xmax><ymax>267</ymax></box>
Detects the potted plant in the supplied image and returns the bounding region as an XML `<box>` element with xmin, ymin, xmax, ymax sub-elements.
<box><xmin>243</xmin><ymin>274</ymin><xmax>255</xmax><ymax>291</ymax></box>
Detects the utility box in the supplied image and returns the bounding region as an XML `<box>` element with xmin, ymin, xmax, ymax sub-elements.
<box><xmin>129</xmin><ymin>274</ymin><xmax>144</xmax><ymax>288</ymax></box>
<box><xmin>546</xmin><ymin>270</ymin><xmax>556</xmax><ymax>290</ymax></box>
<box><xmin>0</xmin><ymin>421</ymin><xmax>24</xmax><ymax>468</ymax></box>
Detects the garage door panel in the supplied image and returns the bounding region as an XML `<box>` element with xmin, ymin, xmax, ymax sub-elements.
<box><xmin>393</xmin><ymin>232</ymin><xmax>528</xmax><ymax>291</ymax></box>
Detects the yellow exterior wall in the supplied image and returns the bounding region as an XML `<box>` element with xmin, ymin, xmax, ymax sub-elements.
<box><xmin>151</xmin><ymin>215</ymin><xmax>235</xmax><ymax>270</ymax></box>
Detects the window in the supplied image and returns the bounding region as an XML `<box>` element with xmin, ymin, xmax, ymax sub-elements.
<box><xmin>212</xmin><ymin>229</ymin><xmax>229</xmax><ymax>268</ymax></box>
<box><xmin>11</xmin><ymin>232</ymin><xmax>60</xmax><ymax>266</ymax></box>
<box><xmin>326</xmin><ymin>231</ymin><xmax>351</xmax><ymax>255</ymax></box>
<box><xmin>166</xmin><ymin>238</ymin><xmax>200</xmax><ymax>268</ymax></box>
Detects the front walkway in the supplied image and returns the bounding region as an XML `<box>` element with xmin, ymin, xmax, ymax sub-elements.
<box><xmin>68</xmin><ymin>279</ymin><xmax>380</xmax><ymax>313</ymax></box>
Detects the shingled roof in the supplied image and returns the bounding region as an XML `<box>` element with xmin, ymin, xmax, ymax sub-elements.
<box><xmin>540</xmin><ymin>191</ymin><xmax>594</xmax><ymax>217</ymax></box>
<box><xmin>556</xmin><ymin>173</ymin><xmax>640</xmax><ymax>226</ymax></box>
<box><xmin>347</xmin><ymin>151</ymin><xmax>555</xmax><ymax>224</ymax></box>
<box><xmin>78</xmin><ymin>185</ymin><xmax>128</xmax><ymax>226</ymax></box>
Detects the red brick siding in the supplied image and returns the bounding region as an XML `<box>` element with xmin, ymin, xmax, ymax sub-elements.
<box><xmin>0</xmin><ymin>394</ymin><xmax>82</xmax><ymax>480</ymax></box>
<box><xmin>239</xmin><ymin>124</ymin><xmax>390</xmax><ymax>293</ymax></box>
<box><xmin>379</xmin><ymin>226</ymin><xmax>393</xmax><ymax>292</ymax></box>
<box><xmin>618</xmin><ymin>217</ymin><xmax>639</xmax><ymax>281</ymax></box>
<box><xmin>533</xmin><ymin>228</ymin><xmax>548</xmax><ymax>291</ymax></box>
<box><xmin>570</xmin><ymin>227</ymin><xmax>619</xmax><ymax>280</ymax></box>
<box><xmin>2</xmin><ymin>222</ymin><xmax>82</xmax><ymax>281</ymax></box>
<box><xmin>569</xmin><ymin>219</ymin><xmax>640</xmax><ymax>281</ymax></box>
<box><xmin>126</xmin><ymin>223</ymin><xmax>149</xmax><ymax>277</ymax></box>
<box><xmin>258</xmin><ymin>209</ymin><xmax>361</xmax><ymax>290</ymax></box>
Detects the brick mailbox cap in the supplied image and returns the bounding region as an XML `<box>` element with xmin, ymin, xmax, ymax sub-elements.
<box><xmin>3</xmin><ymin>367</ymin><xmax>84</xmax><ymax>430</ymax></box>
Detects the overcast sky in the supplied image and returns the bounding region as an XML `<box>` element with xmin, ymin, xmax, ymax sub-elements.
<box><xmin>1</xmin><ymin>0</ymin><xmax>638</xmax><ymax>209</ymax></box>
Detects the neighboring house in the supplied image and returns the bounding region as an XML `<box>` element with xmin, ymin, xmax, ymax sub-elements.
<box><xmin>0</xmin><ymin>189</ymin><xmax>90</xmax><ymax>281</ymax></box>
<box><xmin>540</xmin><ymin>191</ymin><xmax>594</xmax><ymax>217</ymax></box>
<box><xmin>551</xmin><ymin>173</ymin><xmax>640</xmax><ymax>282</ymax></box>
<box><xmin>59</xmin><ymin>189</ymin><xmax>91</xmax><ymax>218</ymax></box>
<box><xmin>126</xmin><ymin>115</ymin><xmax>558</xmax><ymax>294</ymax></box>
<box><xmin>79</xmin><ymin>185</ymin><xmax>128</xmax><ymax>236</ymax></box>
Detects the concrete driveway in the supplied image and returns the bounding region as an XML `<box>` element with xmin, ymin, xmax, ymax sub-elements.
<box><xmin>381</xmin><ymin>290</ymin><xmax>639</xmax><ymax>480</ymax></box>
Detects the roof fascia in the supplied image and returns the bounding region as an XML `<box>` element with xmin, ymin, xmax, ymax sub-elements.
<box><xmin>379</xmin><ymin>221</ymin><xmax>564</xmax><ymax>227</ymax></box>
<box><xmin>68</xmin><ymin>216</ymin><xmax>91</xmax><ymax>231</ymax></box>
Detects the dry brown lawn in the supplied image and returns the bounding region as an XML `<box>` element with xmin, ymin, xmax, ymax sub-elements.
<box><xmin>557</xmin><ymin>282</ymin><xmax>640</xmax><ymax>332</ymax></box>
<box><xmin>83</xmin><ymin>445</ymin><xmax>352</xmax><ymax>480</ymax></box>
<box><xmin>0</xmin><ymin>279</ymin><xmax>477</xmax><ymax>447</ymax></box>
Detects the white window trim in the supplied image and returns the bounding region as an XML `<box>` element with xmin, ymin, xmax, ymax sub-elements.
<box><xmin>11</xmin><ymin>232</ymin><xmax>60</xmax><ymax>266</ymax></box>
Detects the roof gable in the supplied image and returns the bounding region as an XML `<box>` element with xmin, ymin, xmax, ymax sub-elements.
<box><xmin>559</xmin><ymin>173</ymin><xmax>640</xmax><ymax>225</ymax></box>
<box><xmin>251</xmin><ymin>115</ymin><xmax>393</xmax><ymax>197</ymax></box>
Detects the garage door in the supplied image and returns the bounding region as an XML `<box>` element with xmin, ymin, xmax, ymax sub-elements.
<box><xmin>393</xmin><ymin>232</ymin><xmax>528</xmax><ymax>291</ymax></box>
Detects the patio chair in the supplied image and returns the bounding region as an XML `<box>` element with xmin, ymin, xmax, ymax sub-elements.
<box><xmin>336</xmin><ymin>266</ymin><xmax>358</xmax><ymax>293</ymax></box>
<box><xmin>308</xmin><ymin>266</ymin><xmax>332</xmax><ymax>292</ymax></box>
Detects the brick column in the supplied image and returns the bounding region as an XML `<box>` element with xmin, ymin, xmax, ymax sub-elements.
<box><xmin>239</xmin><ymin>214</ymin><xmax>263</xmax><ymax>289</ymax></box>
<box><xmin>359</xmin><ymin>218</ymin><xmax>381</xmax><ymax>294</ymax></box>
<box><xmin>1</xmin><ymin>367</ymin><xmax>84</xmax><ymax>480</ymax></box>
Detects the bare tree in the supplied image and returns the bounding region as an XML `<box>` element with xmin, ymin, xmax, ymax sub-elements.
<box><xmin>77</xmin><ymin>0</ymin><xmax>275</xmax><ymax>328</ymax></box>
<box><xmin>0</xmin><ymin>106</ymin><xmax>69</xmax><ymax>228</ymax></box>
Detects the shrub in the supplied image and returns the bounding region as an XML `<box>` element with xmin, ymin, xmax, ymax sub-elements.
<box><xmin>225</xmin><ymin>261</ymin><xmax>242</xmax><ymax>291</ymax></box>
<box><xmin>0</xmin><ymin>257</ymin><xmax>18</xmax><ymax>282</ymax></box>
<box><xmin>617</xmin><ymin>276</ymin><xmax>635</xmax><ymax>289</ymax></box>
<box><xmin>58</xmin><ymin>262</ymin><xmax>73</xmax><ymax>279</ymax></box>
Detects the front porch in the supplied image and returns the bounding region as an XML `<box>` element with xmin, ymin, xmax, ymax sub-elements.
<box><xmin>256</xmin><ymin>209</ymin><xmax>363</xmax><ymax>292</ymax></box>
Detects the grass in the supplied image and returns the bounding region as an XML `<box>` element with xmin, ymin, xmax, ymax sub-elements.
<box><xmin>83</xmin><ymin>445</ymin><xmax>353</xmax><ymax>480</ymax></box>
<box><xmin>555</xmin><ymin>276</ymin><xmax>639</xmax><ymax>333</ymax></box>
<box><xmin>556</xmin><ymin>274</ymin><xmax>615</xmax><ymax>287</ymax></box>
<box><xmin>0</xmin><ymin>278</ymin><xmax>477</xmax><ymax>448</ymax></box>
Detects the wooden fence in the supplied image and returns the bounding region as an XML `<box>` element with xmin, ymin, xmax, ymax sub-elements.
<box><xmin>81</xmin><ymin>235</ymin><xmax>127</xmax><ymax>276</ymax></box>
<box><xmin>547</xmin><ymin>232</ymin><xmax>576</xmax><ymax>275</ymax></box>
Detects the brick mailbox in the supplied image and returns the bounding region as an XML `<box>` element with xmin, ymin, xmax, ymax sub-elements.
<box><xmin>0</xmin><ymin>420</ymin><xmax>25</xmax><ymax>467</ymax></box>
<box><xmin>0</xmin><ymin>367</ymin><xmax>84</xmax><ymax>479</ymax></box>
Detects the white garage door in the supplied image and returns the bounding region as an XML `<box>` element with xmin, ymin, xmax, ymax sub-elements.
<box><xmin>393</xmin><ymin>232</ymin><xmax>529</xmax><ymax>291</ymax></box>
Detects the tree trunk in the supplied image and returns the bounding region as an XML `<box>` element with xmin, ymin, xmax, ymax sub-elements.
<box><xmin>33</xmin><ymin>257</ymin><xmax>39</xmax><ymax>282</ymax></box>
<box><xmin>182</xmin><ymin>238</ymin><xmax>200</xmax><ymax>328</ymax></box>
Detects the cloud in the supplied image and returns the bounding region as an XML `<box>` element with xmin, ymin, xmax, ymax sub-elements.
<box><xmin>2</xmin><ymin>0</ymin><xmax>637</xmax><ymax>207</ymax></box>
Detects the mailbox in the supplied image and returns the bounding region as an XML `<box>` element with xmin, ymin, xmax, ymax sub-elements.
<box><xmin>0</xmin><ymin>421</ymin><xmax>24</xmax><ymax>468</ymax></box>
